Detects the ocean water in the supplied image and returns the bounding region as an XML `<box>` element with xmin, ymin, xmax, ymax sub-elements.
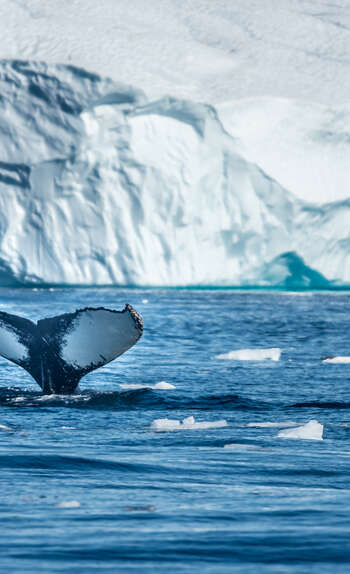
<box><xmin>0</xmin><ymin>288</ymin><xmax>350</xmax><ymax>573</ymax></box>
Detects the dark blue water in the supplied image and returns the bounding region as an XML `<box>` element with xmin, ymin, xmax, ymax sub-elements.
<box><xmin>0</xmin><ymin>288</ymin><xmax>350</xmax><ymax>573</ymax></box>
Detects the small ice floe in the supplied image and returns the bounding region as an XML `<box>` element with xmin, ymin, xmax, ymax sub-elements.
<box><xmin>151</xmin><ymin>416</ymin><xmax>227</xmax><ymax>432</ymax></box>
<box><xmin>277</xmin><ymin>420</ymin><xmax>323</xmax><ymax>440</ymax></box>
<box><xmin>215</xmin><ymin>348</ymin><xmax>281</xmax><ymax>361</ymax></box>
<box><xmin>142</xmin><ymin>299</ymin><xmax>149</xmax><ymax>304</ymax></box>
<box><xmin>247</xmin><ymin>421</ymin><xmax>299</xmax><ymax>428</ymax></box>
<box><xmin>323</xmin><ymin>356</ymin><xmax>350</xmax><ymax>364</ymax></box>
<box><xmin>0</xmin><ymin>423</ymin><xmax>13</xmax><ymax>432</ymax></box>
<box><xmin>55</xmin><ymin>500</ymin><xmax>81</xmax><ymax>508</ymax></box>
<box><xmin>120</xmin><ymin>381</ymin><xmax>176</xmax><ymax>390</ymax></box>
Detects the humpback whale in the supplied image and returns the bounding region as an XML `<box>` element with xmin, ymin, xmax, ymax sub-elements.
<box><xmin>0</xmin><ymin>304</ymin><xmax>143</xmax><ymax>394</ymax></box>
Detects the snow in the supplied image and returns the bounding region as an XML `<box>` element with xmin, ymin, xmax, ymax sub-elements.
<box><xmin>323</xmin><ymin>357</ymin><xmax>350</xmax><ymax>364</ymax></box>
<box><xmin>0</xmin><ymin>1</ymin><xmax>349</xmax><ymax>107</ymax></box>
<box><xmin>151</xmin><ymin>416</ymin><xmax>228</xmax><ymax>432</ymax></box>
<box><xmin>217</xmin><ymin>99</ymin><xmax>350</xmax><ymax>205</ymax></box>
<box><xmin>0</xmin><ymin>60</ymin><xmax>349</xmax><ymax>287</ymax></box>
<box><xmin>216</xmin><ymin>349</ymin><xmax>281</xmax><ymax>361</ymax></box>
<box><xmin>277</xmin><ymin>420</ymin><xmax>323</xmax><ymax>441</ymax></box>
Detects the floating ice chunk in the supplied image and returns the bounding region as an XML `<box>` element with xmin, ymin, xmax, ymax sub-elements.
<box><xmin>277</xmin><ymin>420</ymin><xmax>323</xmax><ymax>440</ymax></box>
<box><xmin>142</xmin><ymin>299</ymin><xmax>149</xmax><ymax>304</ymax></box>
<box><xmin>323</xmin><ymin>357</ymin><xmax>350</xmax><ymax>364</ymax></box>
<box><xmin>151</xmin><ymin>418</ymin><xmax>181</xmax><ymax>431</ymax></box>
<box><xmin>0</xmin><ymin>424</ymin><xmax>13</xmax><ymax>431</ymax></box>
<box><xmin>248</xmin><ymin>421</ymin><xmax>300</xmax><ymax>428</ymax></box>
<box><xmin>56</xmin><ymin>500</ymin><xmax>81</xmax><ymax>508</ymax></box>
<box><xmin>151</xmin><ymin>416</ymin><xmax>227</xmax><ymax>432</ymax></box>
<box><xmin>216</xmin><ymin>348</ymin><xmax>281</xmax><ymax>361</ymax></box>
<box><xmin>120</xmin><ymin>381</ymin><xmax>176</xmax><ymax>390</ymax></box>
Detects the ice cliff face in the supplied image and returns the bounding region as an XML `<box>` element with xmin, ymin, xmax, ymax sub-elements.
<box><xmin>0</xmin><ymin>61</ymin><xmax>349</xmax><ymax>287</ymax></box>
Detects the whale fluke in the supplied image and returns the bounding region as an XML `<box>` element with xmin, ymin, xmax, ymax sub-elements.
<box><xmin>0</xmin><ymin>304</ymin><xmax>143</xmax><ymax>394</ymax></box>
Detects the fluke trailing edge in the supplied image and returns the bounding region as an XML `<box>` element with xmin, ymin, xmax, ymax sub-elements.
<box><xmin>0</xmin><ymin>305</ymin><xmax>143</xmax><ymax>394</ymax></box>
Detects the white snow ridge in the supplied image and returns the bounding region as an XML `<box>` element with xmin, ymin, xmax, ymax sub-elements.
<box><xmin>151</xmin><ymin>416</ymin><xmax>227</xmax><ymax>432</ymax></box>
<box><xmin>0</xmin><ymin>60</ymin><xmax>349</xmax><ymax>287</ymax></box>
<box><xmin>216</xmin><ymin>349</ymin><xmax>281</xmax><ymax>361</ymax></box>
<box><xmin>277</xmin><ymin>420</ymin><xmax>323</xmax><ymax>441</ymax></box>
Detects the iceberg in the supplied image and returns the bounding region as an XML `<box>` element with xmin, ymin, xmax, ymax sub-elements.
<box><xmin>0</xmin><ymin>61</ymin><xmax>348</xmax><ymax>287</ymax></box>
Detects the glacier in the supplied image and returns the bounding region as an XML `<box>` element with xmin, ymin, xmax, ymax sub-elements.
<box><xmin>0</xmin><ymin>60</ymin><xmax>349</xmax><ymax>287</ymax></box>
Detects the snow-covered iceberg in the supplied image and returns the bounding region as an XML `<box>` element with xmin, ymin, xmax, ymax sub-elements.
<box><xmin>0</xmin><ymin>60</ymin><xmax>349</xmax><ymax>287</ymax></box>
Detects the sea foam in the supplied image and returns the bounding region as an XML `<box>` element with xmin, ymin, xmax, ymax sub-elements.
<box><xmin>216</xmin><ymin>348</ymin><xmax>281</xmax><ymax>361</ymax></box>
<box><xmin>277</xmin><ymin>420</ymin><xmax>323</xmax><ymax>440</ymax></box>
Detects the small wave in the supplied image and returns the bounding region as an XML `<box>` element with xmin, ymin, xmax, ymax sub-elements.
<box><xmin>224</xmin><ymin>443</ymin><xmax>266</xmax><ymax>450</ymax></box>
<box><xmin>151</xmin><ymin>416</ymin><xmax>228</xmax><ymax>432</ymax></box>
<box><xmin>277</xmin><ymin>420</ymin><xmax>323</xmax><ymax>440</ymax></box>
<box><xmin>247</xmin><ymin>421</ymin><xmax>300</xmax><ymax>428</ymax></box>
<box><xmin>0</xmin><ymin>388</ymin><xmax>264</xmax><ymax>410</ymax></box>
<box><xmin>322</xmin><ymin>356</ymin><xmax>350</xmax><ymax>364</ymax></box>
<box><xmin>291</xmin><ymin>401</ymin><xmax>350</xmax><ymax>409</ymax></box>
<box><xmin>215</xmin><ymin>348</ymin><xmax>281</xmax><ymax>361</ymax></box>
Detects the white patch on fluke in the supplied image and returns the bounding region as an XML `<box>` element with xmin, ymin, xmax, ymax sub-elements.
<box><xmin>323</xmin><ymin>357</ymin><xmax>350</xmax><ymax>364</ymax></box>
<box><xmin>216</xmin><ymin>348</ymin><xmax>281</xmax><ymax>361</ymax></box>
<box><xmin>61</xmin><ymin>309</ymin><xmax>139</xmax><ymax>369</ymax></box>
<box><xmin>277</xmin><ymin>420</ymin><xmax>323</xmax><ymax>440</ymax></box>
<box><xmin>151</xmin><ymin>416</ymin><xmax>227</xmax><ymax>432</ymax></box>
<box><xmin>0</xmin><ymin>324</ymin><xmax>28</xmax><ymax>362</ymax></box>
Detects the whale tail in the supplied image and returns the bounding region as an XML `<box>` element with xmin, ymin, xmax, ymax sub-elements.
<box><xmin>0</xmin><ymin>304</ymin><xmax>143</xmax><ymax>394</ymax></box>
